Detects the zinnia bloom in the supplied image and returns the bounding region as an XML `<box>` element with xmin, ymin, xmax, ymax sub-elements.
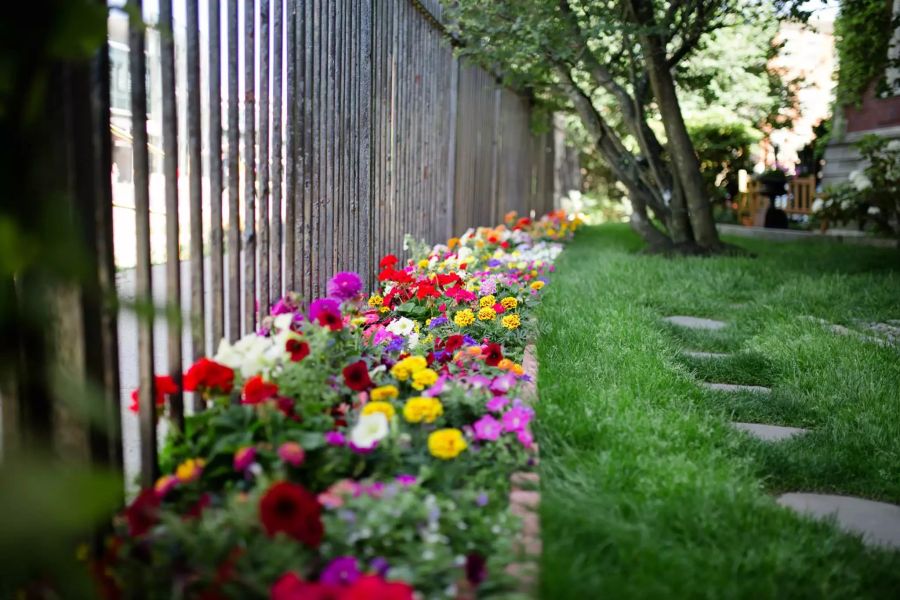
<box><xmin>259</xmin><ymin>481</ymin><xmax>324</xmax><ymax>548</ymax></box>
<box><xmin>242</xmin><ymin>375</ymin><xmax>279</xmax><ymax>405</ymax></box>
<box><xmin>278</xmin><ymin>442</ymin><xmax>306</xmax><ymax>466</ymax></box>
<box><xmin>427</xmin><ymin>428</ymin><xmax>468</xmax><ymax>460</ymax></box>
<box><xmin>327</xmin><ymin>271</ymin><xmax>363</xmax><ymax>300</ymax></box>
<box><xmin>233</xmin><ymin>446</ymin><xmax>256</xmax><ymax>472</ymax></box>
<box><xmin>183</xmin><ymin>358</ymin><xmax>234</xmax><ymax>394</ymax></box>
<box><xmin>319</xmin><ymin>556</ymin><xmax>361</xmax><ymax>586</ymax></box>
<box><xmin>343</xmin><ymin>360</ymin><xmax>373</xmax><ymax>391</ymax></box>
<box><xmin>309</xmin><ymin>298</ymin><xmax>343</xmax><ymax>331</ymax></box>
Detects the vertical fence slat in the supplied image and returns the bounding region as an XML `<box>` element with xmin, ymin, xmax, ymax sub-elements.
<box><xmin>227</xmin><ymin>0</ymin><xmax>241</xmax><ymax>341</ymax></box>
<box><xmin>127</xmin><ymin>0</ymin><xmax>158</xmax><ymax>488</ymax></box>
<box><xmin>284</xmin><ymin>0</ymin><xmax>296</xmax><ymax>293</ymax></box>
<box><xmin>300</xmin><ymin>0</ymin><xmax>313</xmax><ymax>299</ymax></box>
<box><xmin>244</xmin><ymin>0</ymin><xmax>257</xmax><ymax>332</ymax></box>
<box><xmin>271</xmin><ymin>0</ymin><xmax>283</xmax><ymax>299</ymax></box>
<box><xmin>209</xmin><ymin>0</ymin><xmax>225</xmax><ymax>353</ymax></box>
<box><xmin>187</xmin><ymin>0</ymin><xmax>205</xmax><ymax>379</ymax></box>
<box><xmin>259</xmin><ymin>0</ymin><xmax>271</xmax><ymax>315</ymax></box>
<box><xmin>159</xmin><ymin>0</ymin><xmax>184</xmax><ymax>430</ymax></box>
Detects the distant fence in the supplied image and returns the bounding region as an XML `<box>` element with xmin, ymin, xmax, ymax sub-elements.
<box><xmin>45</xmin><ymin>0</ymin><xmax>572</xmax><ymax>488</ymax></box>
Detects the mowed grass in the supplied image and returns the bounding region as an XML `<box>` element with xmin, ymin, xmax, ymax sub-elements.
<box><xmin>535</xmin><ymin>224</ymin><xmax>900</xmax><ymax>599</ymax></box>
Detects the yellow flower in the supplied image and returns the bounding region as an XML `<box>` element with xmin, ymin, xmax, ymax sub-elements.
<box><xmin>368</xmin><ymin>294</ymin><xmax>383</xmax><ymax>307</ymax></box>
<box><xmin>403</xmin><ymin>396</ymin><xmax>444</xmax><ymax>423</ymax></box>
<box><xmin>371</xmin><ymin>385</ymin><xmax>399</xmax><ymax>402</ymax></box>
<box><xmin>175</xmin><ymin>458</ymin><xmax>205</xmax><ymax>483</ymax></box>
<box><xmin>497</xmin><ymin>358</ymin><xmax>514</xmax><ymax>371</ymax></box>
<box><xmin>362</xmin><ymin>401</ymin><xmax>396</xmax><ymax>420</ymax></box>
<box><xmin>428</xmin><ymin>428</ymin><xmax>468</xmax><ymax>460</ymax></box>
<box><xmin>511</xmin><ymin>363</ymin><xmax>524</xmax><ymax>376</ymax></box>
<box><xmin>501</xmin><ymin>314</ymin><xmax>521</xmax><ymax>330</ymax></box>
<box><xmin>418</xmin><ymin>259</ymin><xmax>430</xmax><ymax>269</ymax></box>
<box><xmin>477</xmin><ymin>307</ymin><xmax>496</xmax><ymax>321</ymax></box>
<box><xmin>379</xmin><ymin>306</ymin><xmax>390</xmax><ymax>314</ymax></box>
<box><xmin>500</xmin><ymin>297</ymin><xmax>518</xmax><ymax>310</ymax></box>
<box><xmin>479</xmin><ymin>294</ymin><xmax>496</xmax><ymax>308</ymax></box>
<box><xmin>448</xmin><ymin>237</ymin><xmax>460</xmax><ymax>250</ymax></box>
<box><xmin>390</xmin><ymin>356</ymin><xmax>428</xmax><ymax>381</ymax></box>
<box><xmin>454</xmin><ymin>309</ymin><xmax>475</xmax><ymax>327</ymax></box>
<box><xmin>411</xmin><ymin>368</ymin><xmax>438</xmax><ymax>391</ymax></box>
<box><xmin>352</xmin><ymin>317</ymin><xmax>367</xmax><ymax>326</ymax></box>
<box><xmin>530</xmin><ymin>281</ymin><xmax>545</xmax><ymax>291</ymax></box>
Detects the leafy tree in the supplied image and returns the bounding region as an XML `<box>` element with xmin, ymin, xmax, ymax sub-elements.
<box><xmin>444</xmin><ymin>0</ymin><xmax>804</xmax><ymax>253</ymax></box>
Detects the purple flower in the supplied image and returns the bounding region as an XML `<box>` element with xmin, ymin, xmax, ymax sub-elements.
<box><xmin>320</xmin><ymin>556</ymin><xmax>360</xmax><ymax>586</ymax></box>
<box><xmin>385</xmin><ymin>336</ymin><xmax>404</xmax><ymax>353</ymax></box>
<box><xmin>370</xmin><ymin>557</ymin><xmax>390</xmax><ymax>577</ymax></box>
<box><xmin>486</xmin><ymin>396</ymin><xmax>509</xmax><ymax>412</ymax></box>
<box><xmin>462</xmin><ymin>335</ymin><xmax>478</xmax><ymax>346</ymax></box>
<box><xmin>502</xmin><ymin>406</ymin><xmax>533</xmax><ymax>433</ymax></box>
<box><xmin>473</xmin><ymin>414</ymin><xmax>502</xmax><ymax>441</ymax></box>
<box><xmin>476</xmin><ymin>492</ymin><xmax>489</xmax><ymax>507</ymax></box>
<box><xmin>327</xmin><ymin>271</ymin><xmax>363</xmax><ymax>300</ymax></box>
<box><xmin>395</xmin><ymin>474</ymin><xmax>417</xmax><ymax>486</ymax></box>
<box><xmin>467</xmin><ymin>375</ymin><xmax>491</xmax><ymax>389</ymax></box>
<box><xmin>325</xmin><ymin>431</ymin><xmax>346</xmax><ymax>446</ymax></box>
<box><xmin>271</xmin><ymin>297</ymin><xmax>294</xmax><ymax>315</ymax></box>
<box><xmin>423</xmin><ymin>374</ymin><xmax>448</xmax><ymax>397</ymax></box>
<box><xmin>487</xmin><ymin>258</ymin><xmax>502</xmax><ymax>267</ymax></box>
<box><xmin>309</xmin><ymin>297</ymin><xmax>341</xmax><ymax>322</ymax></box>
<box><xmin>428</xmin><ymin>316</ymin><xmax>448</xmax><ymax>329</ymax></box>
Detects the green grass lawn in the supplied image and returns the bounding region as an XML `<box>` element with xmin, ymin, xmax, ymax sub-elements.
<box><xmin>536</xmin><ymin>224</ymin><xmax>900</xmax><ymax>599</ymax></box>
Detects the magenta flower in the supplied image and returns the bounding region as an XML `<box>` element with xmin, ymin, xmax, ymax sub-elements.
<box><xmin>489</xmin><ymin>373</ymin><xmax>517</xmax><ymax>395</ymax></box>
<box><xmin>277</xmin><ymin>441</ymin><xmax>306</xmax><ymax>466</ymax></box>
<box><xmin>319</xmin><ymin>555</ymin><xmax>360</xmax><ymax>586</ymax></box>
<box><xmin>325</xmin><ymin>431</ymin><xmax>346</xmax><ymax>446</ymax></box>
<box><xmin>327</xmin><ymin>271</ymin><xmax>363</xmax><ymax>300</ymax></box>
<box><xmin>233</xmin><ymin>446</ymin><xmax>256</xmax><ymax>472</ymax></box>
<box><xmin>309</xmin><ymin>297</ymin><xmax>341</xmax><ymax>321</ymax></box>
<box><xmin>502</xmin><ymin>406</ymin><xmax>533</xmax><ymax>433</ymax></box>
<box><xmin>486</xmin><ymin>396</ymin><xmax>509</xmax><ymax>412</ymax></box>
<box><xmin>473</xmin><ymin>414</ymin><xmax>503</xmax><ymax>441</ymax></box>
<box><xmin>395</xmin><ymin>474</ymin><xmax>417</xmax><ymax>486</ymax></box>
<box><xmin>517</xmin><ymin>428</ymin><xmax>535</xmax><ymax>449</ymax></box>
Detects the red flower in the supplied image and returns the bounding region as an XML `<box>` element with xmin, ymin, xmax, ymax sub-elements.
<box><xmin>184</xmin><ymin>493</ymin><xmax>211</xmax><ymax>520</ymax></box>
<box><xmin>483</xmin><ymin>343</ymin><xmax>503</xmax><ymax>367</ymax></box>
<box><xmin>184</xmin><ymin>358</ymin><xmax>235</xmax><ymax>394</ymax></box>
<box><xmin>341</xmin><ymin>576</ymin><xmax>415</xmax><ymax>600</ymax></box>
<box><xmin>342</xmin><ymin>360</ymin><xmax>372</xmax><ymax>392</ymax></box>
<box><xmin>444</xmin><ymin>334</ymin><xmax>464</xmax><ymax>353</ymax></box>
<box><xmin>271</xmin><ymin>572</ymin><xmax>341</xmax><ymax>600</ymax></box>
<box><xmin>259</xmin><ymin>482</ymin><xmax>324</xmax><ymax>548</ymax></box>
<box><xmin>436</xmin><ymin>273</ymin><xmax>460</xmax><ymax>287</ymax></box>
<box><xmin>317</xmin><ymin>311</ymin><xmax>344</xmax><ymax>331</ymax></box>
<box><xmin>124</xmin><ymin>488</ymin><xmax>160</xmax><ymax>537</ymax></box>
<box><xmin>415</xmin><ymin>284</ymin><xmax>440</xmax><ymax>299</ymax></box>
<box><xmin>286</xmin><ymin>339</ymin><xmax>310</xmax><ymax>362</ymax></box>
<box><xmin>378</xmin><ymin>268</ymin><xmax>413</xmax><ymax>284</ymax></box>
<box><xmin>242</xmin><ymin>375</ymin><xmax>279</xmax><ymax>405</ymax></box>
<box><xmin>129</xmin><ymin>375</ymin><xmax>179</xmax><ymax>414</ymax></box>
<box><xmin>379</xmin><ymin>254</ymin><xmax>399</xmax><ymax>269</ymax></box>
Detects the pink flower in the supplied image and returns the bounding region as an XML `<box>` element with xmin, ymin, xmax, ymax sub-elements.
<box><xmin>278</xmin><ymin>442</ymin><xmax>306</xmax><ymax>466</ymax></box>
<box><xmin>327</xmin><ymin>271</ymin><xmax>363</xmax><ymax>300</ymax></box>
<box><xmin>489</xmin><ymin>373</ymin><xmax>516</xmax><ymax>395</ymax></box>
<box><xmin>473</xmin><ymin>414</ymin><xmax>503</xmax><ymax>441</ymax></box>
<box><xmin>325</xmin><ymin>431</ymin><xmax>346</xmax><ymax>446</ymax></box>
<box><xmin>517</xmin><ymin>429</ymin><xmax>535</xmax><ymax>449</ymax></box>
<box><xmin>233</xmin><ymin>446</ymin><xmax>256</xmax><ymax>472</ymax></box>
<box><xmin>502</xmin><ymin>406</ymin><xmax>533</xmax><ymax>433</ymax></box>
<box><xmin>486</xmin><ymin>396</ymin><xmax>509</xmax><ymax>412</ymax></box>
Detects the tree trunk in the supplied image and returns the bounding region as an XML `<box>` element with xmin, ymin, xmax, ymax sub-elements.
<box><xmin>629</xmin><ymin>0</ymin><xmax>721</xmax><ymax>250</ymax></box>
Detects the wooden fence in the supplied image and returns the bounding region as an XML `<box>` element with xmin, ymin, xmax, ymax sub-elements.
<box><xmin>0</xmin><ymin>0</ymin><xmax>572</xmax><ymax>489</ymax></box>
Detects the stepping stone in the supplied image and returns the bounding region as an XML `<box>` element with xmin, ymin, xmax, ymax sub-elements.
<box><xmin>663</xmin><ymin>316</ymin><xmax>727</xmax><ymax>330</ymax></box>
<box><xmin>702</xmin><ymin>382</ymin><xmax>771</xmax><ymax>394</ymax></box>
<box><xmin>777</xmin><ymin>493</ymin><xmax>900</xmax><ymax>549</ymax></box>
<box><xmin>684</xmin><ymin>350</ymin><xmax>731</xmax><ymax>359</ymax></box>
<box><xmin>731</xmin><ymin>422</ymin><xmax>808</xmax><ymax>441</ymax></box>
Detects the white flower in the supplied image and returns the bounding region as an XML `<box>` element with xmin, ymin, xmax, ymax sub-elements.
<box><xmin>868</xmin><ymin>205</ymin><xmax>881</xmax><ymax>216</ymax></box>
<box><xmin>350</xmin><ymin>413</ymin><xmax>389</xmax><ymax>450</ymax></box>
<box><xmin>386</xmin><ymin>316</ymin><xmax>415</xmax><ymax>337</ymax></box>
<box><xmin>214</xmin><ymin>334</ymin><xmax>277</xmax><ymax>378</ymax></box>
<box><xmin>811</xmin><ymin>198</ymin><xmax>824</xmax><ymax>213</ymax></box>
<box><xmin>849</xmin><ymin>169</ymin><xmax>872</xmax><ymax>192</ymax></box>
<box><xmin>272</xmin><ymin>313</ymin><xmax>293</xmax><ymax>332</ymax></box>
<box><xmin>887</xmin><ymin>140</ymin><xmax>900</xmax><ymax>152</ymax></box>
<box><xmin>841</xmin><ymin>200</ymin><xmax>851</xmax><ymax>210</ymax></box>
<box><xmin>406</xmin><ymin>332</ymin><xmax>420</xmax><ymax>349</ymax></box>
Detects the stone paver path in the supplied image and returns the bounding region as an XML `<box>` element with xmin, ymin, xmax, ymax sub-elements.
<box><xmin>663</xmin><ymin>315</ymin><xmax>728</xmax><ymax>330</ymax></box>
<box><xmin>684</xmin><ymin>350</ymin><xmax>730</xmax><ymax>359</ymax></box>
<box><xmin>702</xmin><ymin>382</ymin><xmax>771</xmax><ymax>394</ymax></box>
<box><xmin>777</xmin><ymin>493</ymin><xmax>900</xmax><ymax>550</ymax></box>
<box><xmin>731</xmin><ymin>422</ymin><xmax>808</xmax><ymax>441</ymax></box>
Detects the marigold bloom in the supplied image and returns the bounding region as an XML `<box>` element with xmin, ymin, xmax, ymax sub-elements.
<box><xmin>454</xmin><ymin>309</ymin><xmax>475</xmax><ymax>327</ymax></box>
<box><xmin>512</xmin><ymin>363</ymin><xmax>525</xmax><ymax>376</ymax></box>
<box><xmin>390</xmin><ymin>355</ymin><xmax>427</xmax><ymax>381</ymax></box>
<box><xmin>402</xmin><ymin>396</ymin><xmax>444</xmax><ymax>423</ymax></box>
<box><xmin>478</xmin><ymin>294</ymin><xmax>496</xmax><ymax>308</ymax></box>
<box><xmin>500</xmin><ymin>297</ymin><xmax>518</xmax><ymax>310</ymax></box>
<box><xmin>410</xmin><ymin>367</ymin><xmax>438</xmax><ymax>391</ymax></box>
<box><xmin>362</xmin><ymin>401</ymin><xmax>396</xmax><ymax>420</ymax></box>
<box><xmin>368</xmin><ymin>294</ymin><xmax>384</xmax><ymax>307</ymax></box>
<box><xmin>477</xmin><ymin>307</ymin><xmax>496</xmax><ymax>321</ymax></box>
<box><xmin>497</xmin><ymin>358</ymin><xmax>514</xmax><ymax>371</ymax></box>
<box><xmin>428</xmin><ymin>428</ymin><xmax>468</xmax><ymax>460</ymax></box>
<box><xmin>501</xmin><ymin>314</ymin><xmax>521</xmax><ymax>330</ymax></box>
<box><xmin>175</xmin><ymin>458</ymin><xmax>205</xmax><ymax>483</ymax></box>
<box><xmin>370</xmin><ymin>385</ymin><xmax>399</xmax><ymax>402</ymax></box>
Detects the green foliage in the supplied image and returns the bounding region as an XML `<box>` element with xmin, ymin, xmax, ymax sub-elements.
<box><xmin>834</xmin><ymin>0</ymin><xmax>896</xmax><ymax>105</ymax></box>
<box><xmin>688</xmin><ymin>119</ymin><xmax>760</xmax><ymax>203</ymax></box>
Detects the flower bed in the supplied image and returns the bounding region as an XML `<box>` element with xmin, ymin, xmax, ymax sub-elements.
<box><xmin>97</xmin><ymin>210</ymin><xmax>580</xmax><ymax>599</ymax></box>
